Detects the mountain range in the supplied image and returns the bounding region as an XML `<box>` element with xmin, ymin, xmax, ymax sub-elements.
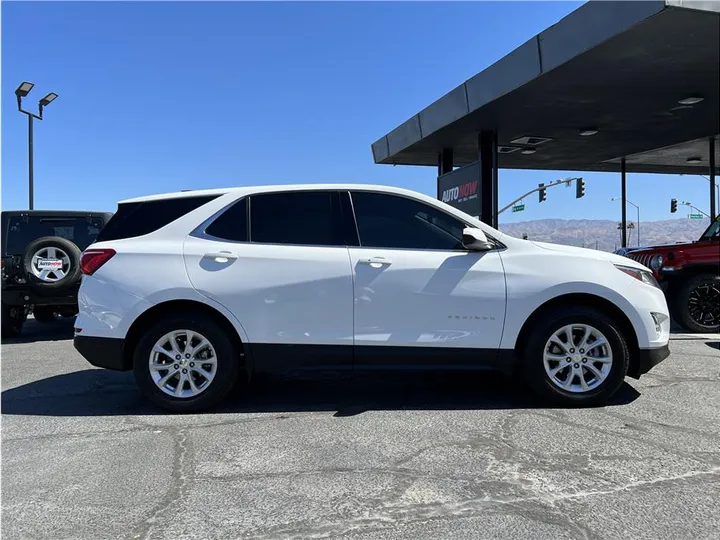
<box><xmin>498</xmin><ymin>217</ymin><xmax>712</xmax><ymax>253</ymax></box>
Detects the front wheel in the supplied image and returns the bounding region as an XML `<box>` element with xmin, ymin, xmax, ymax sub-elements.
<box><xmin>673</xmin><ymin>273</ymin><xmax>720</xmax><ymax>333</ymax></box>
<box><xmin>133</xmin><ymin>313</ymin><xmax>240</xmax><ymax>412</ymax></box>
<box><xmin>521</xmin><ymin>307</ymin><xmax>629</xmax><ymax>406</ymax></box>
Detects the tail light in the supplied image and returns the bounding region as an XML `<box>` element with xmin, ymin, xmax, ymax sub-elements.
<box><xmin>80</xmin><ymin>249</ymin><xmax>116</xmax><ymax>275</ymax></box>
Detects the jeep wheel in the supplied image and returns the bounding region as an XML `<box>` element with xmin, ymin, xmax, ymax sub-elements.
<box><xmin>33</xmin><ymin>306</ymin><xmax>57</xmax><ymax>324</ymax></box>
<box><xmin>22</xmin><ymin>236</ymin><xmax>82</xmax><ymax>292</ymax></box>
<box><xmin>522</xmin><ymin>307</ymin><xmax>629</xmax><ymax>406</ymax></box>
<box><xmin>674</xmin><ymin>273</ymin><xmax>720</xmax><ymax>333</ymax></box>
<box><xmin>2</xmin><ymin>302</ymin><xmax>26</xmax><ymax>338</ymax></box>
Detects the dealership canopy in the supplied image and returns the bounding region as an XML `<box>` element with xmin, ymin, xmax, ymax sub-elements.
<box><xmin>371</xmin><ymin>0</ymin><xmax>719</xmax><ymax>176</ymax></box>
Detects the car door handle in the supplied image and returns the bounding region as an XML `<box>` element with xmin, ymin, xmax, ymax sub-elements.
<box><xmin>358</xmin><ymin>257</ymin><xmax>392</xmax><ymax>268</ymax></box>
<box><xmin>205</xmin><ymin>251</ymin><xmax>237</xmax><ymax>262</ymax></box>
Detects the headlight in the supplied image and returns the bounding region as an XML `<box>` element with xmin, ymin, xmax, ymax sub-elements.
<box><xmin>614</xmin><ymin>264</ymin><xmax>660</xmax><ymax>289</ymax></box>
<box><xmin>650</xmin><ymin>254</ymin><xmax>663</xmax><ymax>270</ymax></box>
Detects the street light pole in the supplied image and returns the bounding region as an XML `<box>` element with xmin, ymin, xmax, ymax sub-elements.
<box><xmin>15</xmin><ymin>81</ymin><xmax>58</xmax><ymax>210</ymax></box>
<box><xmin>28</xmin><ymin>114</ymin><xmax>34</xmax><ymax>210</ymax></box>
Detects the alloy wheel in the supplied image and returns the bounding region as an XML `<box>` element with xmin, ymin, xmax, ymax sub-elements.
<box><xmin>687</xmin><ymin>281</ymin><xmax>720</xmax><ymax>329</ymax></box>
<box><xmin>30</xmin><ymin>247</ymin><xmax>71</xmax><ymax>282</ymax></box>
<box><xmin>149</xmin><ymin>329</ymin><xmax>218</xmax><ymax>398</ymax></box>
<box><xmin>543</xmin><ymin>324</ymin><xmax>613</xmax><ymax>393</ymax></box>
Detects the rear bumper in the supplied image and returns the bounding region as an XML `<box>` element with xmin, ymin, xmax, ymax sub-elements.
<box><xmin>2</xmin><ymin>287</ymin><xmax>79</xmax><ymax>307</ymax></box>
<box><xmin>628</xmin><ymin>344</ymin><xmax>670</xmax><ymax>379</ymax></box>
<box><xmin>74</xmin><ymin>335</ymin><xmax>130</xmax><ymax>371</ymax></box>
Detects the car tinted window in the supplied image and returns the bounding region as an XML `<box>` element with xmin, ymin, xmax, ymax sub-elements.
<box><xmin>3</xmin><ymin>216</ymin><xmax>106</xmax><ymax>255</ymax></box>
<box><xmin>351</xmin><ymin>191</ymin><xmax>465</xmax><ymax>250</ymax></box>
<box><xmin>96</xmin><ymin>195</ymin><xmax>219</xmax><ymax>242</ymax></box>
<box><xmin>250</xmin><ymin>191</ymin><xmax>342</xmax><ymax>246</ymax></box>
<box><xmin>205</xmin><ymin>198</ymin><xmax>248</xmax><ymax>242</ymax></box>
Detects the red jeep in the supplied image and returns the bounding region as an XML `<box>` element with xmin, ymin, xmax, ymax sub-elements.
<box><xmin>627</xmin><ymin>216</ymin><xmax>720</xmax><ymax>333</ymax></box>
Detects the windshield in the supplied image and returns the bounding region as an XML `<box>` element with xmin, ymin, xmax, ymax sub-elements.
<box><xmin>699</xmin><ymin>218</ymin><xmax>720</xmax><ymax>241</ymax></box>
<box><xmin>2</xmin><ymin>215</ymin><xmax>105</xmax><ymax>255</ymax></box>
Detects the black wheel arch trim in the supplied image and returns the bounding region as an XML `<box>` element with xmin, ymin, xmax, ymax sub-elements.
<box><xmin>122</xmin><ymin>299</ymin><xmax>249</xmax><ymax>373</ymax></box>
<box><xmin>512</xmin><ymin>293</ymin><xmax>640</xmax><ymax>376</ymax></box>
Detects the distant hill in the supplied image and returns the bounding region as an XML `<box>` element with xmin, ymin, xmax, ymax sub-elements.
<box><xmin>498</xmin><ymin>217</ymin><xmax>712</xmax><ymax>252</ymax></box>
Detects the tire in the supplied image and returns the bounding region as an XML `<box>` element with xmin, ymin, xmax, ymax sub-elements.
<box><xmin>521</xmin><ymin>306</ymin><xmax>629</xmax><ymax>406</ymax></box>
<box><xmin>673</xmin><ymin>273</ymin><xmax>720</xmax><ymax>334</ymax></box>
<box><xmin>22</xmin><ymin>236</ymin><xmax>82</xmax><ymax>292</ymax></box>
<box><xmin>33</xmin><ymin>306</ymin><xmax>57</xmax><ymax>324</ymax></box>
<box><xmin>133</xmin><ymin>313</ymin><xmax>240</xmax><ymax>413</ymax></box>
<box><xmin>2</xmin><ymin>302</ymin><xmax>26</xmax><ymax>338</ymax></box>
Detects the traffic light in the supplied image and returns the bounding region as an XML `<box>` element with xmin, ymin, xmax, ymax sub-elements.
<box><xmin>671</xmin><ymin>198</ymin><xmax>677</xmax><ymax>213</ymax></box>
<box><xmin>575</xmin><ymin>178</ymin><xmax>585</xmax><ymax>199</ymax></box>
<box><xmin>538</xmin><ymin>183</ymin><xmax>547</xmax><ymax>203</ymax></box>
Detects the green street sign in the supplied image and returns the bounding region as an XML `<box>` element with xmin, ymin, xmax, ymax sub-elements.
<box><xmin>689</xmin><ymin>214</ymin><xmax>703</xmax><ymax>219</ymax></box>
<box><xmin>512</xmin><ymin>204</ymin><xmax>525</xmax><ymax>213</ymax></box>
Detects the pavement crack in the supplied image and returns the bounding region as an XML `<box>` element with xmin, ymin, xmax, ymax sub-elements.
<box><xmin>128</xmin><ymin>428</ymin><xmax>189</xmax><ymax>540</ymax></box>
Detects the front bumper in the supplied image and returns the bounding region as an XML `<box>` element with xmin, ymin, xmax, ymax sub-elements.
<box><xmin>74</xmin><ymin>335</ymin><xmax>130</xmax><ymax>371</ymax></box>
<box><xmin>628</xmin><ymin>344</ymin><xmax>670</xmax><ymax>379</ymax></box>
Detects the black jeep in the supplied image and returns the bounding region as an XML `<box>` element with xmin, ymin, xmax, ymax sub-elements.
<box><xmin>1</xmin><ymin>210</ymin><xmax>113</xmax><ymax>338</ymax></box>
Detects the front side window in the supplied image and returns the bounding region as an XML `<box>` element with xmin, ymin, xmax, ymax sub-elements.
<box><xmin>351</xmin><ymin>191</ymin><xmax>466</xmax><ymax>250</ymax></box>
<box><xmin>249</xmin><ymin>191</ymin><xmax>343</xmax><ymax>246</ymax></box>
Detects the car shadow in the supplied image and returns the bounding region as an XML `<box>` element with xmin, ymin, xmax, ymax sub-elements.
<box><xmin>0</xmin><ymin>368</ymin><xmax>641</xmax><ymax>417</ymax></box>
<box><xmin>1</xmin><ymin>317</ymin><xmax>75</xmax><ymax>345</ymax></box>
<box><xmin>707</xmin><ymin>341</ymin><xmax>720</xmax><ymax>351</ymax></box>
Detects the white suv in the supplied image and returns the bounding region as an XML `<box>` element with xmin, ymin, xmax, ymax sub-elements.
<box><xmin>74</xmin><ymin>184</ymin><xmax>670</xmax><ymax>412</ymax></box>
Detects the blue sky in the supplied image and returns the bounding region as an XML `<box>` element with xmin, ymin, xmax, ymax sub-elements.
<box><xmin>2</xmin><ymin>1</ymin><xmax>717</xmax><ymax>224</ymax></box>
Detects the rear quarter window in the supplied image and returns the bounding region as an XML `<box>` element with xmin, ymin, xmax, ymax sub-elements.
<box><xmin>96</xmin><ymin>195</ymin><xmax>219</xmax><ymax>242</ymax></box>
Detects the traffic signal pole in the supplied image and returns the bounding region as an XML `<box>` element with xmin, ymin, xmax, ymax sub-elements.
<box><xmin>496</xmin><ymin>177</ymin><xmax>583</xmax><ymax>217</ymax></box>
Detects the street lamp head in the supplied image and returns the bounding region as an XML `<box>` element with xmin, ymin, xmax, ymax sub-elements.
<box><xmin>15</xmin><ymin>81</ymin><xmax>34</xmax><ymax>98</ymax></box>
<box><xmin>39</xmin><ymin>92</ymin><xmax>58</xmax><ymax>107</ymax></box>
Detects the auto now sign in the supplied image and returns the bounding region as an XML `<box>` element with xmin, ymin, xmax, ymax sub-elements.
<box><xmin>437</xmin><ymin>161</ymin><xmax>481</xmax><ymax>217</ymax></box>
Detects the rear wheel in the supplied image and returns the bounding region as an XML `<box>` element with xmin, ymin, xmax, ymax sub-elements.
<box><xmin>1</xmin><ymin>302</ymin><xmax>26</xmax><ymax>338</ymax></box>
<box><xmin>33</xmin><ymin>306</ymin><xmax>57</xmax><ymax>324</ymax></box>
<box><xmin>521</xmin><ymin>307</ymin><xmax>629</xmax><ymax>406</ymax></box>
<box><xmin>133</xmin><ymin>313</ymin><xmax>239</xmax><ymax>412</ymax></box>
<box><xmin>673</xmin><ymin>273</ymin><xmax>720</xmax><ymax>333</ymax></box>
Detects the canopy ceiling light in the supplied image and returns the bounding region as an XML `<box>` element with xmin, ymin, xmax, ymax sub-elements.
<box><xmin>686</xmin><ymin>157</ymin><xmax>703</xmax><ymax>164</ymax></box>
<box><xmin>579</xmin><ymin>128</ymin><xmax>599</xmax><ymax>137</ymax></box>
<box><xmin>677</xmin><ymin>96</ymin><xmax>704</xmax><ymax>105</ymax></box>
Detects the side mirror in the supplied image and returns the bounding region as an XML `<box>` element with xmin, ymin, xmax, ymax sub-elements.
<box><xmin>462</xmin><ymin>227</ymin><xmax>494</xmax><ymax>251</ymax></box>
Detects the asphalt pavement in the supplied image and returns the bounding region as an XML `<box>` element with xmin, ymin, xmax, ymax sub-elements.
<box><xmin>2</xmin><ymin>318</ymin><xmax>719</xmax><ymax>540</ymax></box>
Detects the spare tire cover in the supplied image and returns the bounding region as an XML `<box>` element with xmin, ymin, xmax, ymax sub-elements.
<box><xmin>23</xmin><ymin>236</ymin><xmax>82</xmax><ymax>291</ymax></box>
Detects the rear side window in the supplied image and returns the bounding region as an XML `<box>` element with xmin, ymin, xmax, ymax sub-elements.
<box><xmin>249</xmin><ymin>191</ymin><xmax>343</xmax><ymax>246</ymax></box>
<box><xmin>204</xmin><ymin>198</ymin><xmax>248</xmax><ymax>242</ymax></box>
<box><xmin>96</xmin><ymin>195</ymin><xmax>219</xmax><ymax>242</ymax></box>
<box><xmin>3</xmin><ymin>215</ymin><xmax>106</xmax><ymax>255</ymax></box>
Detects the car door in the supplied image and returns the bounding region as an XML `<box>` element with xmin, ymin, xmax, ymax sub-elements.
<box><xmin>347</xmin><ymin>190</ymin><xmax>506</xmax><ymax>368</ymax></box>
<box><xmin>183</xmin><ymin>190</ymin><xmax>354</xmax><ymax>371</ymax></box>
